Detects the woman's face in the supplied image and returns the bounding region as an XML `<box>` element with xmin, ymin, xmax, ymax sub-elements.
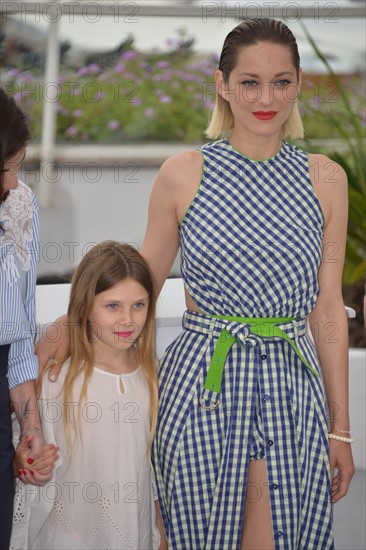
<box><xmin>216</xmin><ymin>41</ymin><xmax>301</xmax><ymax>139</ymax></box>
<box><xmin>2</xmin><ymin>147</ymin><xmax>26</xmax><ymax>193</ymax></box>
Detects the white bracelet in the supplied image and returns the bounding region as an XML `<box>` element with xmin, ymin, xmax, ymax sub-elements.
<box><xmin>328</xmin><ymin>433</ymin><xmax>354</xmax><ymax>443</ymax></box>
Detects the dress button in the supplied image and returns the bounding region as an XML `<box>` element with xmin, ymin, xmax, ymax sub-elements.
<box><xmin>261</xmin><ymin>354</ymin><xmax>267</xmax><ymax>360</ymax></box>
<box><xmin>263</xmin><ymin>394</ymin><xmax>271</xmax><ymax>401</ymax></box>
<box><xmin>272</xmin><ymin>483</ymin><xmax>278</xmax><ymax>490</ymax></box>
<box><xmin>276</xmin><ymin>531</ymin><xmax>284</xmax><ymax>538</ymax></box>
<box><xmin>267</xmin><ymin>440</ymin><xmax>274</xmax><ymax>446</ymax></box>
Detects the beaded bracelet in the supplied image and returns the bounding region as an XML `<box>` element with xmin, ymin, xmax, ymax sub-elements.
<box><xmin>328</xmin><ymin>433</ymin><xmax>354</xmax><ymax>443</ymax></box>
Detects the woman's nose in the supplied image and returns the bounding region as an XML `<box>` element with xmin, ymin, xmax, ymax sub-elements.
<box><xmin>259</xmin><ymin>82</ymin><xmax>274</xmax><ymax>104</ymax></box>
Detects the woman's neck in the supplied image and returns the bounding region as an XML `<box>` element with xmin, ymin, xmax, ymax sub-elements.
<box><xmin>228</xmin><ymin>130</ymin><xmax>283</xmax><ymax>161</ymax></box>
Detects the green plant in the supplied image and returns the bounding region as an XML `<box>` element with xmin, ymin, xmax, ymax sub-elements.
<box><xmin>300</xmin><ymin>22</ymin><xmax>366</xmax><ymax>285</ymax></box>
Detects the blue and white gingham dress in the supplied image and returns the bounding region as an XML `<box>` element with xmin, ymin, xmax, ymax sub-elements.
<box><xmin>153</xmin><ymin>139</ymin><xmax>333</xmax><ymax>549</ymax></box>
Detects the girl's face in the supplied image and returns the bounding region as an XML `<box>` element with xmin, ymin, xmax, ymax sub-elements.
<box><xmin>88</xmin><ymin>278</ymin><xmax>149</xmax><ymax>355</ymax></box>
<box><xmin>216</xmin><ymin>41</ymin><xmax>301</xmax><ymax>139</ymax></box>
<box><xmin>3</xmin><ymin>148</ymin><xmax>26</xmax><ymax>192</ymax></box>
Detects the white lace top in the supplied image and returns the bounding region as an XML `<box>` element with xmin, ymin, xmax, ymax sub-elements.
<box><xmin>0</xmin><ymin>181</ymin><xmax>39</xmax><ymax>387</ymax></box>
<box><xmin>11</xmin><ymin>360</ymin><xmax>161</xmax><ymax>550</ymax></box>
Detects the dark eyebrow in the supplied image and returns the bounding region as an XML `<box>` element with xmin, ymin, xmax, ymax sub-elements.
<box><xmin>237</xmin><ymin>71</ymin><xmax>294</xmax><ymax>78</ymax></box>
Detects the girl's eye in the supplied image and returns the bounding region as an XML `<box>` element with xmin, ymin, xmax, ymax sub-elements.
<box><xmin>241</xmin><ymin>80</ymin><xmax>258</xmax><ymax>87</ymax></box>
<box><xmin>107</xmin><ymin>303</ymin><xmax>118</xmax><ymax>310</ymax></box>
<box><xmin>133</xmin><ymin>302</ymin><xmax>146</xmax><ymax>310</ymax></box>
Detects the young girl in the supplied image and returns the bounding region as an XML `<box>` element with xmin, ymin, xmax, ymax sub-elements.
<box><xmin>12</xmin><ymin>241</ymin><xmax>164</xmax><ymax>549</ymax></box>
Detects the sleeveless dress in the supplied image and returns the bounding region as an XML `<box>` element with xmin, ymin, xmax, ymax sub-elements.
<box><xmin>153</xmin><ymin>139</ymin><xmax>334</xmax><ymax>549</ymax></box>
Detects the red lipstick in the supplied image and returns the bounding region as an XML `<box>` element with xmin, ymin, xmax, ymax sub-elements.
<box><xmin>253</xmin><ymin>111</ymin><xmax>277</xmax><ymax>120</ymax></box>
<box><xmin>114</xmin><ymin>331</ymin><xmax>134</xmax><ymax>339</ymax></box>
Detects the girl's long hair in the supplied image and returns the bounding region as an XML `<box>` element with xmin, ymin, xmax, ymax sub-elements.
<box><xmin>44</xmin><ymin>241</ymin><xmax>158</xmax><ymax>454</ymax></box>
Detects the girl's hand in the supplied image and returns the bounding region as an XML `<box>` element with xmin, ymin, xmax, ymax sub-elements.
<box><xmin>329</xmin><ymin>439</ymin><xmax>355</xmax><ymax>503</ymax></box>
<box><xmin>14</xmin><ymin>435</ymin><xmax>58</xmax><ymax>486</ymax></box>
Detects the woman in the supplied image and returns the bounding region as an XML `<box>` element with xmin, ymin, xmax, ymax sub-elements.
<box><xmin>37</xmin><ymin>19</ymin><xmax>354</xmax><ymax>549</ymax></box>
<box><xmin>140</xmin><ymin>18</ymin><xmax>354</xmax><ymax>549</ymax></box>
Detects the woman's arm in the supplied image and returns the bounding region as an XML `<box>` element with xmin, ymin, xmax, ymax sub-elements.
<box><xmin>140</xmin><ymin>155</ymin><xmax>184</xmax><ymax>294</ymax></box>
<box><xmin>35</xmin><ymin>314</ymin><xmax>69</xmax><ymax>378</ymax></box>
<box><xmin>308</xmin><ymin>155</ymin><xmax>355</xmax><ymax>502</ymax></box>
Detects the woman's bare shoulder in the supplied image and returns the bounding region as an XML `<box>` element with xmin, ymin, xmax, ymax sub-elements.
<box><xmin>161</xmin><ymin>150</ymin><xmax>203</xmax><ymax>176</ymax></box>
<box><xmin>308</xmin><ymin>153</ymin><xmax>347</xmax><ymax>187</ymax></box>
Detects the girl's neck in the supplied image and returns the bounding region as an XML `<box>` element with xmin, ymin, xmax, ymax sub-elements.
<box><xmin>92</xmin><ymin>345</ymin><xmax>139</xmax><ymax>375</ymax></box>
<box><xmin>228</xmin><ymin>130</ymin><xmax>283</xmax><ymax>161</ymax></box>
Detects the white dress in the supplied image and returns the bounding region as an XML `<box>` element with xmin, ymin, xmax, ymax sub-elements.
<box><xmin>11</xmin><ymin>361</ymin><xmax>161</xmax><ymax>550</ymax></box>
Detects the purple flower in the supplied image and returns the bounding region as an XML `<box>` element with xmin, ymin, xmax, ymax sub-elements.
<box><xmin>66</xmin><ymin>125</ymin><xmax>79</xmax><ymax>138</ymax></box>
<box><xmin>13</xmin><ymin>91</ymin><xmax>29</xmax><ymax>103</ymax></box>
<box><xmin>165</xmin><ymin>38</ymin><xmax>179</xmax><ymax>48</ymax></box>
<box><xmin>88</xmin><ymin>63</ymin><xmax>100</xmax><ymax>74</ymax></box>
<box><xmin>8</xmin><ymin>68</ymin><xmax>19</xmax><ymax>78</ymax></box>
<box><xmin>121</xmin><ymin>50</ymin><xmax>137</xmax><ymax>61</ymax></box>
<box><xmin>144</xmin><ymin>107</ymin><xmax>155</xmax><ymax>119</ymax></box>
<box><xmin>108</xmin><ymin>119</ymin><xmax>120</xmax><ymax>130</ymax></box>
<box><xmin>78</xmin><ymin>66</ymin><xmax>89</xmax><ymax>76</ymax></box>
<box><xmin>94</xmin><ymin>91</ymin><xmax>105</xmax><ymax>101</ymax></box>
<box><xmin>160</xmin><ymin>95</ymin><xmax>172</xmax><ymax>104</ymax></box>
<box><xmin>72</xmin><ymin>109</ymin><xmax>83</xmax><ymax>117</ymax></box>
<box><xmin>156</xmin><ymin>60</ymin><xmax>170</xmax><ymax>69</ymax></box>
<box><xmin>21</xmin><ymin>74</ymin><xmax>33</xmax><ymax>83</ymax></box>
<box><xmin>114</xmin><ymin>63</ymin><xmax>125</xmax><ymax>74</ymax></box>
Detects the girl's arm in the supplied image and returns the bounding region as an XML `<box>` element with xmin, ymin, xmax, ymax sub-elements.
<box><xmin>308</xmin><ymin>156</ymin><xmax>355</xmax><ymax>503</ymax></box>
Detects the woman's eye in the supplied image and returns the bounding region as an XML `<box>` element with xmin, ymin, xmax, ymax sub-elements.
<box><xmin>275</xmin><ymin>79</ymin><xmax>291</xmax><ymax>87</ymax></box>
<box><xmin>241</xmin><ymin>80</ymin><xmax>258</xmax><ymax>87</ymax></box>
<box><xmin>107</xmin><ymin>303</ymin><xmax>118</xmax><ymax>310</ymax></box>
<box><xmin>134</xmin><ymin>302</ymin><xmax>145</xmax><ymax>310</ymax></box>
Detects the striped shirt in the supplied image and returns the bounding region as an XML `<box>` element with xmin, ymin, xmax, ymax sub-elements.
<box><xmin>0</xmin><ymin>181</ymin><xmax>39</xmax><ymax>388</ymax></box>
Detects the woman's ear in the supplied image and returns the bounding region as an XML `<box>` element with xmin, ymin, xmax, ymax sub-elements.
<box><xmin>215</xmin><ymin>69</ymin><xmax>228</xmax><ymax>101</ymax></box>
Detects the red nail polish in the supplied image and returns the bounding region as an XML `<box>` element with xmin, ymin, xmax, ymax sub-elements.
<box><xmin>27</xmin><ymin>458</ymin><xmax>34</xmax><ymax>465</ymax></box>
<box><xmin>30</xmin><ymin>470</ymin><xmax>35</xmax><ymax>475</ymax></box>
<box><xmin>22</xmin><ymin>470</ymin><xmax>27</xmax><ymax>475</ymax></box>
<box><xmin>18</xmin><ymin>469</ymin><xmax>23</xmax><ymax>476</ymax></box>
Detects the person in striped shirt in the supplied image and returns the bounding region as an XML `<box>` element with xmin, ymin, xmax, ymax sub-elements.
<box><xmin>0</xmin><ymin>88</ymin><xmax>56</xmax><ymax>549</ymax></box>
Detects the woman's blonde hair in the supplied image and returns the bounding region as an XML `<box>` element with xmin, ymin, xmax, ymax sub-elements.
<box><xmin>43</xmin><ymin>241</ymin><xmax>158</xmax><ymax>454</ymax></box>
<box><xmin>206</xmin><ymin>18</ymin><xmax>304</xmax><ymax>140</ymax></box>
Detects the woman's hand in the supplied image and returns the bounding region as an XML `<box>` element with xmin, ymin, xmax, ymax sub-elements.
<box><xmin>36</xmin><ymin>314</ymin><xmax>68</xmax><ymax>387</ymax></box>
<box><xmin>329</xmin><ymin>439</ymin><xmax>355</xmax><ymax>503</ymax></box>
<box><xmin>14</xmin><ymin>434</ymin><xmax>58</xmax><ymax>486</ymax></box>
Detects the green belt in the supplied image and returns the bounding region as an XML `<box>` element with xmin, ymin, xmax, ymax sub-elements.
<box><xmin>204</xmin><ymin>315</ymin><xmax>318</xmax><ymax>394</ymax></box>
